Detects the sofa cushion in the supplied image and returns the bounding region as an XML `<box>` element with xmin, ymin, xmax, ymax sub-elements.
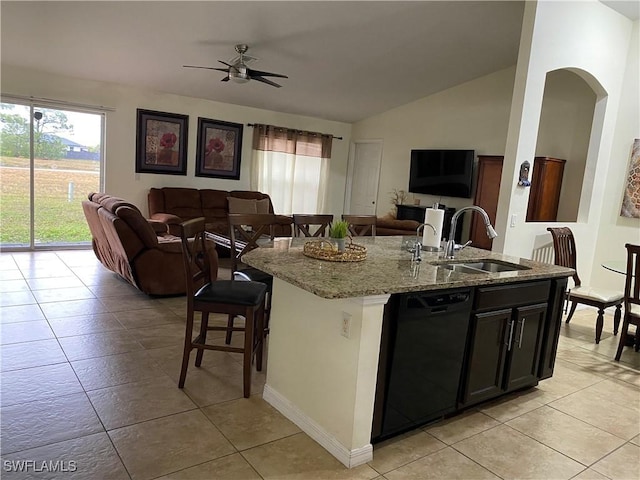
<box><xmin>162</xmin><ymin>188</ymin><xmax>204</xmax><ymax>220</ymax></box>
<box><xmin>227</xmin><ymin>197</ymin><xmax>271</xmax><ymax>214</ymax></box>
<box><xmin>116</xmin><ymin>206</ymin><xmax>159</xmax><ymax>249</ymax></box>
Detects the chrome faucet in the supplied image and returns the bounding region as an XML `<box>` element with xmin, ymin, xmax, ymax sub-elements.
<box><xmin>444</xmin><ymin>206</ymin><xmax>498</xmax><ymax>259</ymax></box>
<box><xmin>413</xmin><ymin>223</ymin><xmax>437</xmax><ymax>262</ymax></box>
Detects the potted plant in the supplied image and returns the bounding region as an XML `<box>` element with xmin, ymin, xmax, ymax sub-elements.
<box><xmin>329</xmin><ymin>220</ymin><xmax>349</xmax><ymax>252</ymax></box>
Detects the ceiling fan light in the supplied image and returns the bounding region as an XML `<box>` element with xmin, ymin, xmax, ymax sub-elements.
<box><xmin>229</xmin><ymin>65</ymin><xmax>250</xmax><ymax>83</ymax></box>
<box><xmin>230</xmin><ymin>76</ymin><xmax>250</xmax><ymax>84</ymax></box>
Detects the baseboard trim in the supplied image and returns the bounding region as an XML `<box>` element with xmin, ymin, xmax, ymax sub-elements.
<box><xmin>263</xmin><ymin>384</ymin><xmax>373</xmax><ymax>468</ymax></box>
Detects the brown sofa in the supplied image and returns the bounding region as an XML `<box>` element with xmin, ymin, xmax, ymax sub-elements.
<box><xmin>148</xmin><ymin>187</ymin><xmax>293</xmax><ymax>237</ymax></box>
<box><xmin>375</xmin><ymin>216</ymin><xmax>421</xmax><ymax>236</ymax></box>
<box><xmin>82</xmin><ymin>192</ymin><xmax>215</xmax><ymax>296</ymax></box>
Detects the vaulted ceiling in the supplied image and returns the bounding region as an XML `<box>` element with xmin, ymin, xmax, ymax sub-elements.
<box><xmin>1</xmin><ymin>1</ymin><xmax>637</xmax><ymax>123</ymax></box>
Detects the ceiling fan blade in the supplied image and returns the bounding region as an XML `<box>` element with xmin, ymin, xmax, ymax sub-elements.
<box><xmin>218</xmin><ymin>60</ymin><xmax>233</xmax><ymax>67</ymax></box>
<box><xmin>183</xmin><ymin>65</ymin><xmax>227</xmax><ymax>71</ymax></box>
<box><xmin>247</xmin><ymin>67</ymin><xmax>288</xmax><ymax>79</ymax></box>
<box><xmin>250</xmin><ymin>76</ymin><xmax>282</xmax><ymax>88</ymax></box>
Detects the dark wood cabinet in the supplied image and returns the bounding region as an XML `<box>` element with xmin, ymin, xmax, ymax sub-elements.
<box><xmin>460</xmin><ymin>281</ymin><xmax>550</xmax><ymax>408</ymax></box>
<box><xmin>471</xmin><ymin>156</ymin><xmax>567</xmax><ymax>250</ymax></box>
<box><xmin>470</xmin><ymin>156</ymin><xmax>503</xmax><ymax>250</ymax></box>
<box><xmin>537</xmin><ymin>278</ymin><xmax>568</xmax><ymax>379</ymax></box>
<box><xmin>526</xmin><ymin>157</ymin><xmax>566</xmax><ymax>222</ymax></box>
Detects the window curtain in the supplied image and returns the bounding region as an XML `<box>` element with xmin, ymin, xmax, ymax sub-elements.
<box><xmin>251</xmin><ymin>124</ymin><xmax>332</xmax><ymax>215</ymax></box>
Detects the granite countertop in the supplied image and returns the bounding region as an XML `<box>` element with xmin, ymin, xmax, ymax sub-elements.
<box><xmin>242</xmin><ymin>236</ymin><xmax>575</xmax><ymax>299</ymax></box>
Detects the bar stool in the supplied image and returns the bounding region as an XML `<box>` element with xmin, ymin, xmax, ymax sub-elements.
<box><xmin>342</xmin><ymin>214</ymin><xmax>377</xmax><ymax>237</ymax></box>
<box><xmin>293</xmin><ymin>214</ymin><xmax>334</xmax><ymax>237</ymax></box>
<box><xmin>178</xmin><ymin>217</ymin><xmax>266</xmax><ymax>398</ymax></box>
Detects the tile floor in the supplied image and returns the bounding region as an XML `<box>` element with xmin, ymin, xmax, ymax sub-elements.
<box><xmin>0</xmin><ymin>249</ymin><xmax>639</xmax><ymax>479</ymax></box>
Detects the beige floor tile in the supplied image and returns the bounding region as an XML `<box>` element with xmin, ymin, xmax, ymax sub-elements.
<box><xmin>425</xmin><ymin>411</ymin><xmax>500</xmax><ymax>445</ymax></box>
<box><xmin>0</xmin><ymin>279</ymin><xmax>30</xmax><ymax>293</ymax></box>
<box><xmin>0</xmin><ymin>304</ymin><xmax>45</xmax><ymax>323</ymax></box>
<box><xmin>0</xmin><ymin>320</ymin><xmax>54</xmax><ymax>344</ymax></box>
<box><xmin>550</xmin><ymin>385</ymin><xmax>640</xmax><ymax>440</ymax></box>
<box><xmin>0</xmin><ymin>338</ymin><xmax>67</xmax><ymax>372</ymax></box>
<box><xmin>39</xmin><ymin>298</ymin><xmax>109</xmax><ymax>319</ymax></box>
<box><xmin>99</xmin><ymin>294</ymin><xmax>160</xmax><ymax>312</ymax></box>
<box><xmin>0</xmin><ymin>255</ymin><xmax>18</xmax><ymax>269</ymax></box>
<box><xmin>114</xmin><ymin>307</ymin><xmax>185</xmax><ymax>329</ymax></box>
<box><xmin>0</xmin><ymin>269</ymin><xmax>26</xmax><ymax>281</ymax></box>
<box><xmin>87</xmin><ymin>376</ymin><xmax>197</xmax><ymax>429</ymax></box>
<box><xmin>0</xmin><ymin>432</ymin><xmax>129</xmax><ymax>480</ymax></box>
<box><xmin>0</xmin><ymin>362</ymin><xmax>83</xmax><ymax>407</ymax></box>
<box><xmin>56</xmin><ymin>250</ymin><xmax>101</xmax><ymax>266</ymax></box>
<box><xmin>109</xmin><ymin>409</ymin><xmax>234</xmax><ymax>480</ymax></box>
<box><xmin>369</xmin><ymin>430</ymin><xmax>446</xmax><ymax>474</ymax></box>
<box><xmin>0</xmin><ymin>290</ymin><xmax>37</xmax><ymax>307</ymax></box>
<box><xmin>31</xmin><ymin>285</ymin><xmax>96</xmax><ymax>304</ymax></box>
<box><xmin>0</xmin><ymin>392</ymin><xmax>103</xmax><ymax>454</ymax></box>
<box><xmin>631</xmin><ymin>435</ymin><xmax>640</xmax><ymax>446</ymax></box>
<box><xmin>26</xmin><ymin>276</ymin><xmax>85</xmax><ymax>290</ymax></box>
<box><xmin>19</xmin><ymin>265</ymin><xmax>74</xmax><ymax>279</ymax></box>
<box><xmin>384</xmin><ymin>446</ymin><xmax>499</xmax><ymax>480</ymax></box>
<box><xmin>592</xmin><ymin>443</ymin><xmax>640</xmax><ymax>479</ymax></box>
<box><xmin>478</xmin><ymin>391</ymin><xmax>546</xmax><ymax>422</ymax></box>
<box><xmin>571</xmin><ymin>468</ymin><xmax>613</xmax><ymax>479</ymax></box>
<box><xmin>157</xmin><ymin>452</ymin><xmax>261</xmax><ymax>479</ymax></box>
<box><xmin>86</xmin><ymin>278</ymin><xmax>143</xmax><ymax>298</ymax></box>
<box><xmin>68</xmin><ymin>267</ymin><xmax>117</xmax><ymax>286</ymax></box>
<box><xmin>202</xmin><ymin>395</ymin><xmax>300</xmax><ymax>450</ymax></box>
<box><xmin>71</xmin><ymin>350</ymin><xmax>168</xmax><ymax>391</ymax></box>
<box><xmin>48</xmin><ymin>312</ymin><xmax>125</xmax><ymax>337</ymax></box>
<box><xmin>177</xmin><ymin>362</ymin><xmax>266</xmax><ymax>407</ymax></box>
<box><xmin>454</xmin><ymin>424</ymin><xmax>584</xmax><ymax>479</ymax></box>
<box><xmin>557</xmin><ymin>348</ymin><xmax>613</xmax><ymax>369</ymax></box>
<box><xmin>58</xmin><ymin>330</ymin><xmax>144</xmax><ymax>361</ymax></box>
<box><xmin>242</xmin><ymin>432</ymin><xmax>379</xmax><ymax>479</ymax></box>
<box><xmin>127</xmin><ymin>322</ymin><xmax>189</xmax><ymax>349</ymax></box>
<box><xmin>507</xmin><ymin>405</ymin><xmax>625</xmax><ymax>465</ymax></box>
<box><xmin>584</xmin><ymin>378</ymin><xmax>640</xmax><ymax>410</ymax></box>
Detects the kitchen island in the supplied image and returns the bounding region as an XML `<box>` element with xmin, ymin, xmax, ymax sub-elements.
<box><xmin>243</xmin><ymin>236</ymin><xmax>573</xmax><ymax>467</ymax></box>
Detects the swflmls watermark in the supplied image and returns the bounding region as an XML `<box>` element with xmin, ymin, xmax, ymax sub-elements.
<box><xmin>3</xmin><ymin>460</ymin><xmax>77</xmax><ymax>473</ymax></box>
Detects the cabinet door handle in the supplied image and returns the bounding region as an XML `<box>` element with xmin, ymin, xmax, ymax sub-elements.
<box><xmin>518</xmin><ymin>318</ymin><xmax>526</xmax><ymax>348</ymax></box>
<box><xmin>506</xmin><ymin>319</ymin><xmax>515</xmax><ymax>351</ymax></box>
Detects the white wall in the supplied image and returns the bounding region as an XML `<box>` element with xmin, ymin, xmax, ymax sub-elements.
<box><xmin>351</xmin><ymin>66</ymin><xmax>516</xmax><ymax>216</ymax></box>
<box><xmin>1</xmin><ymin>65</ymin><xmax>352</xmax><ymax>217</ymax></box>
<box><xmin>495</xmin><ymin>0</ymin><xmax>635</xmax><ymax>288</ymax></box>
<box><xmin>592</xmin><ymin>19</ymin><xmax>640</xmax><ymax>291</ymax></box>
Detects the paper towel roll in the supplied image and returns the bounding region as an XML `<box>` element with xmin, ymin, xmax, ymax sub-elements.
<box><xmin>422</xmin><ymin>208</ymin><xmax>444</xmax><ymax>249</ymax></box>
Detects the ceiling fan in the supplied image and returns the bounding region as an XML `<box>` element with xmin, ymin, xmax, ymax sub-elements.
<box><xmin>183</xmin><ymin>44</ymin><xmax>288</xmax><ymax>88</ymax></box>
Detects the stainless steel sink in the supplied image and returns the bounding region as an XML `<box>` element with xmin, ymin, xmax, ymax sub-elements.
<box><xmin>435</xmin><ymin>259</ymin><xmax>531</xmax><ymax>274</ymax></box>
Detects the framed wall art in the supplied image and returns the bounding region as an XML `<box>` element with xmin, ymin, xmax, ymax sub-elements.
<box><xmin>135</xmin><ymin>109</ymin><xmax>188</xmax><ymax>175</ymax></box>
<box><xmin>195</xmin><ymin>117</ymin><xmax>243</xmax><ymax>179</ymax></box>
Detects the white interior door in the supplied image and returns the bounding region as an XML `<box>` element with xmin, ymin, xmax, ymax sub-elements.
<box><xmin>345</xmin><ymin>140</ymin><xmax>382</xmax><ymax>215</ymax></box>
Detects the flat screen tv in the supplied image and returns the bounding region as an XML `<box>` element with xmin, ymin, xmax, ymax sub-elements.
<box><xmin>408</xmin><ymin>149</ymin><xmax>475</xmax><ymax>198</ymax></box>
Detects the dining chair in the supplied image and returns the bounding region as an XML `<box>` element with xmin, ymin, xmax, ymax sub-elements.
<box><xmin>615</xmin><ymin>243</ymin><xmax>640</xmax><ymax>360</ymax></box>
<box><xmin>342</xmin><ymin>214</ymin><xmax>377</xmax><ymax>237</ymax></box>
<box><xmin>547</xmin><ymin>227</ymin><xmax>623</xmax><ymax>343</ymax></box>
<box><xmin>293</xmin><ymin>214</ymin><xmax>333</xmax><ymax>237</ymax></box>
<box><xmin>227</xmin><ymin>213</ymin><xmax>276</xmax><ymax>342</ymax></box>
<box><xmin>178</xmin><ymin>217</ymin><xmax>266</xmax><ymax>398</ymax></box>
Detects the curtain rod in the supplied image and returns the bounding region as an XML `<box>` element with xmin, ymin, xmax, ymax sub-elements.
<box><xmin>246</xmin><ymin>123</ymin><xmax>342</xmax><ymax>140</ymax></box>
<box><xmin>1</xmin><ymin>93</ymin><xmax>116</xmax><ymax>112</ymax></box>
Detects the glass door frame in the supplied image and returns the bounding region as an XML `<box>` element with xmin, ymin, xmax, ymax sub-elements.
<box><xmin>0</xmin><ymin>96</ymin><xmax>106</xmax><ymax>251</ymax></box>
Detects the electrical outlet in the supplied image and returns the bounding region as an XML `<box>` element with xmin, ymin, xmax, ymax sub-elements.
<box><xmin>341</xmin><ymin>312</ymin><xmax>351</xmax><ymax>338</ymax></box>
<box><xmin>510</xmin><ymin>214</ymin><xmax>517</xmax><ymax>227</ymax></box>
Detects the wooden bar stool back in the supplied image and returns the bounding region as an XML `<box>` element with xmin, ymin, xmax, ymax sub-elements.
<box><xmin>228</xmin><ymin>213</ymin><xmax>276</xmax><ymax>342</ymax></box>
<box><xmin>615</xmin><ymin>243</ymin><xmax>640</xmax><ymax>360</ymax></box>
<box><xmin>342</xmin><ymin>214</ymin><xmax>377</xmax><ymax>237</ymax></box>
<box><xmin>547</xmin><ymin>227</ymin><xmax>622</xmax><ymax>343</ymax></box>
<box><xmin>293</xmin><ymin>214</ymin><xmax>334</xmax><ymax>237</ymax></box>
<box><xmin>178</xmin><ymin>217</ymin><xmax>266</xmax><ymax>398</ymax></box>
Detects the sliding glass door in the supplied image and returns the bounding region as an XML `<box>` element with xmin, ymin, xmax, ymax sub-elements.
<box><xmin>0</xmin><ymin>101</ymin><xmax>104</xmax><ymax>249</ymax></box>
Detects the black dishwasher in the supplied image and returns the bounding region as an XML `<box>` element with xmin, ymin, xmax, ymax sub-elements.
<box><xmin>372</xmin><ymin>288</ymin><xmax>473</xmax><ymax>442</ymax></box>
